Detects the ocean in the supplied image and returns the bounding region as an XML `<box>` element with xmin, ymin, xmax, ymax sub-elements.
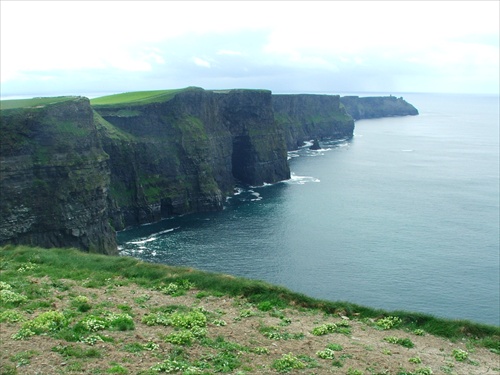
<box><xmin>118</xmin><ymin>93</ymin><xmax>500</xmax><ymax>326</ymax></box>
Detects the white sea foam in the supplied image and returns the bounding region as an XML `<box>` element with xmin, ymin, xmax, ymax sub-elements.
<box><xmin>307</xmin><ymin>147</ymin><xmax>332</xmax><ymax>155</ymax></box>
<box><xmin>249</xmin><ymin>180</ymin><xmax>277</xmax><ymax>188</ymax></box>
<box><xmin>231</xmin><ymin>187</ymin><xmax>265</xmax><ymax>202</ymax></box>
<box><xmin>286</xmin><ymin>173</ymin><xmax>320</xmax><ymax>185</ymax></box>
<box><xmin>126</xmin><ymin>227</ymin><xmax>178</xmax><ymax>245</ymax></box>
<box><xmin>249</xmin><ymin>191</ymin><xmax>262</xmax><ymax>201</ymax></box>
<box><xmin>302</xmin><ymin>140</ymin><xmax>314</xmax><ymax>148</ymax></box>
<box><xmin>233</xmin><ymin>187</ymin><xmax>244</xmax><ymax>195</ymax></box>
<box><xmin>128</xmin><ymin>237</ymin><xmax>157</xmax><ymax>245</ymax></box>
<box><xmin>156</xmin><ymin>228</ymin><xmax>178</xmax><ymax>236</ymax></box>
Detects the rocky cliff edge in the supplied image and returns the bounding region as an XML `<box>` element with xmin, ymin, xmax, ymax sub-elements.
<box><xmin>0</xmin><ymin>97</ymin><xmax>117</xmax><ymax>254</ymax></box>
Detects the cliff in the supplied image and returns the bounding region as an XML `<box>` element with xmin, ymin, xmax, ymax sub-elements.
<box><xmin>93</xmin><ymin>88</ymin><xmax>290</xmax><ymax>229</ymax></box>
<box><xmin>0</xmin><ymin>88</ymin><xmax>292</xmax><ymax>250</ymax></box>
<box><xmin>340</xmin><ymin>95</ymin><xmax>419</xmax><ymax>120</ymax></box>
<box><xmin>0</xmin><ymin>88</ymin><xmax>419</xmax><ymax>254</ymax></box>
<box><xmin>273</xmin><ymin>94</ymin><xmax>355</xmax><ymax>150</ymax></box>
<box><xmin>0</xmin><ymin>97</ymin><xmax>117</xmax><ymax>254</ymax></box>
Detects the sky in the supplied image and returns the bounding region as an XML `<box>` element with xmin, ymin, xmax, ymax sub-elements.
<box><xmin>1</xmin><ymin>1</ymin><xmax>499</xmax><ymax>99</ymax></box>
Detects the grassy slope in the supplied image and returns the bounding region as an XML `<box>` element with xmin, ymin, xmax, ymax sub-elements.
<box><xmin>2</xmin><ymin>246</ymin><xmax>498</xmax><ymax>339</ymax></box>
<box><xmin>89</xmin><ymin>87</ymin><xmax>201</xmax><ymax>107</ymax></box>
<box><xmin>0</xmin><ymin>245</ymin><xmax>498</xmax><ymax>374</ymax></box>
<box><xmin>0</xmin><ymin>87</ymin><xmax>196</xmax><ymax>111</ymax></box>
<box><xmin>0</xmin><ymin>96</ymin><xmax>78</xmax><ymax>110</ymax></box>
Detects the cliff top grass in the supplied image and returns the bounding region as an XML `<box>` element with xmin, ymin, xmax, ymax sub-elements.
<box><xmin>90</xmin><ymin>87</ymin><xmax>202</xmax><ymax>107</ymax></box>
<box><xmin>0</xmin><ymin>245</ymin><xmax>498</xmax><ymax>374</ymax></box>
<box><xmin>212</xmin><ymin>88</ymin><xmax>271</xmax><ymax>94</ymax></box>
<box><xmin>0</xmin><ymin>96</ymin><xmax>79</xmax><ymax>110</ymax></box>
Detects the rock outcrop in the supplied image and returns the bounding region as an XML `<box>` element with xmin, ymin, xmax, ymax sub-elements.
<box><xmin>0</xmin><ymin>97</ymin><xmax>117</xmax><ymax>254</ymax></box>
<box><xmin>273</xmin><ymin>94</ymin><xmax>355</xmax><ymax>150</ymax></box>
<box><xmin>340</xmin><ymin>95</ymin><xmax>419</xmax><ymax>120</ymax></box>
<box><xmin>309</xmin><ymin>139</ymin><xmax>321</xmax><ymax>150</ymax></box>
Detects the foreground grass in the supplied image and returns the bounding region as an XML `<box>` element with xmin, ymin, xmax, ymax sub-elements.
<box><xmin>1</xmin><ymin>245</ymin><xmax>498</xmax><ymax>374</ymax></box>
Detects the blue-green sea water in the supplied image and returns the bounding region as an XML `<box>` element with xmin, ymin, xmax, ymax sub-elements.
<box><xmin>118</xmin><ymin>93</ymin><xmax>500</xmax><ymax>326</ymax></box>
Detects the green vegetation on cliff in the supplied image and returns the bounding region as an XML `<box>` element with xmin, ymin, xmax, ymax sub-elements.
<box><xmin>93</xmin><ymin>111</ymin><xmax>137</xmax><ymax>141</ymax></box>
<box><xmin>0</xmin><ymin>97</ymin><xmax>117</xmax><ymax>254</ymax></box>
<box><xmin>0</xmin><ymin>97</ymin><xmax>93</xmax><ymax>158</ymax></box>
<box><xmin>0</xmin><ymin>96</ymin><xmax>78</xmax><ymax>111</ymax></box>
<box><xmin>273</xmin><ymin>94</ymin><xmax>355</xmax><ymax>150</ymax></box>
<box><xmin>90</xmin><ymin>87</ymin><xmax>202</xmax><ymax>107</ymax></box>
<box><xmin>0</xmin><ymin>245</ymin><xmax>498</xmax><ymax>374</ymax></box>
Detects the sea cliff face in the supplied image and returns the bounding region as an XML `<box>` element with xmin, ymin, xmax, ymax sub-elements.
<box><xmin>94</xmin><ymin>89</ymin><xmax>232</xmax><ymax>229</ymax></box>
<box><xmin>273</xmin><ymin>94</ymin><xmax>355</xmax><ymax>150</ymax></box>
<box><xmin>0</xmin><ymin>88</ymin><xmax>418</xmax><ymax>254</ymax></box>
<box><xmin>93</xmin><ymin>88</ymin><xmax>290</xmax><ymax>229</ymax></box>
<box><xmin>0</xmin><ymin>97</ymin><xmax>117</xmax><ymax>254</ymax></box>
<box><xmin>340</xmin><ymin>95</ymin><xmax>419</xmax><ymax>120</ymax></box>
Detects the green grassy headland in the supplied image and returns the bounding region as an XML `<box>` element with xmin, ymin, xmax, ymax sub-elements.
<box><xmin>0</xmin><ymin>96</ymin><xmax>78</xmax><ymax>110</ymax></box>
<box><xmin>89</xmin><ymin>87</ymin><xmax>201</xmax><ymax>107</ymax></box>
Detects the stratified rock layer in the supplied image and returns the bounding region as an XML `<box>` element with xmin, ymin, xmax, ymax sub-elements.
<box><xmin>0</xmin><ymin>97</ymin><xmax>117</xmax><ymax>254</ymax></box>
<box><xmin>273</xmin><ymin>94</ymin><xmax>355</xmax><ymax>150</ymax></box>
<box><xmin>94</xmin><ymin>88</ymin><xmax>290</xmax><ymax>229</ymax></box>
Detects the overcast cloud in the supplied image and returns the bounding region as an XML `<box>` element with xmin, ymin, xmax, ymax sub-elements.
<box><xmin>1</xmin><ymin>1</ymin><xmax>498</xmax><ymax>98</ymax></box>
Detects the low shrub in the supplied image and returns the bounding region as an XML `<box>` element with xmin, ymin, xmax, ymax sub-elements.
<box><xmin>272</xmin><ymin>353</ymin><xmax>306</xmax><ymax>373</ymax></box>
<box><xmin>0</xmin><ymin>310</ymin><xmax>25</xmax><ymax>323</ymax></box>
<box><xmin>164</xmin><ymin>330</ymin><xmax>195</xmax><ymax>346</ymax></box>
<box><xmin>316</xmin><ymin>348</ymin><xmax>336</xmax><ymax>359</ymax></box>
<box><xmin>75</xmin><ymin>312</ymin><xmax>134</xmax><ymax>333</ymax></box>
<box><xmin>311</xmin><ymin>321</ymin><xmax>351</xmax><ymax>336</ymax></box>
<box><xmin>384</xmin><ymin>336</ymin><xmax>415</xmax><ymax>348</ymax></box>
<box><xmin>71</xmin><ymin>295</ymin><xmax>92</xmax><ymax>312</ymax></box>
<box><xmin>452</xmin><ymin>348</ymin><xmax>469</xmax><ymax>361</ymax></box>
<box><xmin>15</xmin><ymin>311</ymin><xmax>67</xmax><ymax>338</ymax></box>
<box><xmin>0</xmin><ymin>289</ymin><xmax>28</xmax><ymax>304</ymax></box>
<box><xmin>169</xmin><ymin>310</ymin><xmax>206</xmax><ymax>329</ymax></box>
<box><xmin>376</xmin><ymin>316</ymin><xmax>402</xmax><ymax>330</ymax></box>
